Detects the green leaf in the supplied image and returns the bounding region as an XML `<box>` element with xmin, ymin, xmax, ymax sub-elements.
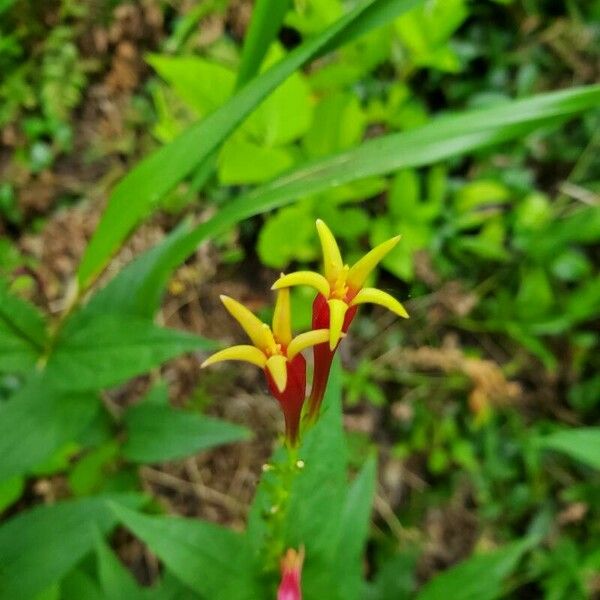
<box><xmin>286</xmin><ymin>359</ymin><xmax>349</xmax><ymax>598</ymax></box>
<box><xmin>83</xmin><ymin>219</ymin><xmax>194</xmax><ymax>319</ymax></box>
<box><xmin>526</xmin><ymin>205</ymin><xmax>600</xmax><ymax>262</ymax></box>
<box><xmin>335</xmin><ymin>455</ymin><xmax>378</xmax><ymax>600</ymax></box>
<box><xmin>0</xmin><ymin>494</ymin><xmax>144</xmax><ymax>599</ymax></box>
<box><xmin>95</xmin><ymin>535</ymin><xmax>145</xmax><ymax>600</ymax></box>
<box><xmin>244</xmin><ymin>48</ymin><xmax>313</xmax><ymax>147</ymax></box>
<box><xmin>45</xmin><ymin>313</ymin><xmax>214</xmax><ymax>391</ymax></box>
<box><xmin>364</xmin><ymin>551</ymin><xmax>417</xmax><ymax>600</ymax></box>
<box><xmin>395</xmin><ymin>0</ymin><xmax>468</xmax><ymax>72</ymax></box>
<box><xmin>33</xmin><ymin>583</ymin><xmax>60</xmax><ymax>600</ymax></box>
<box><xmin>144</xmin><ymin>573</ymin><xmax>199</xmax><ymax>600</ymax></box>
<box><xmin>303</xmin><ymin>91</ymin><xmax>365</xmax><ymax>158</ymax></box>
<box><xmin>0</xmin><ymin>320</ymin><xmax>38</xmax><ymax>373</ymax></box>
<box><xmin>68</xmin><ymin>441</ymin><xmax>121</xmax><ymax>496</ymax></box>
<box><xmin>111</xmin><ymin>503</ymin><xmax>262</xmax><ymax>599</ymax></box>
<box><xmin>0</xmin><ymin>279</ymin><xmax>46</xmax><ymax>347</ymax></box>
<box><xmin>147</xmin><ymin>55</ymin><xmax>234</xmax><ymax>118</ymax></box>
<box><xmin>389</xmin><ymin>169</ymin><xmax>421</xmax><ymax>216</ymax></box>
<box><xmin>0</xmin><ymin>378</ymin><xmax>98</xmax><ymax>481</ymax></box>
<box><xmin>416</xmin><ymin>540</ymin><xmax>531</xmax><ymax>600</ymax></box>
<box><xmin>537</xmin><ymin>428</ymin><xmax>600</xmax><ymax>470</ymax></box>
<box><xmin>218</xmin><ymin>137</ymin><xmax>295</xmax><ymax>184</ymax></box>
<box><xmin>0</xmin><ymin>280</ymin><xmax>47</xmax><ymax>373</ymax></box>
<box><xmin>257</xmin><ymin>204</ymin><xmax>317</xmax><ymax>268</ymax></box>
<box><xmin>60</xmin><ymin>570</ymin><xmax>104</xmax><ymax>600</ymax></box>
<box><xmin>78</xmin><ymin>0</ymin><xmax>424</xmax><ymax>288</ymax></box>
<box><xmin>171</xmin><ymin>85</ymin><xmax>600</xmax><ymax>269</ymax></box>
<box><xmin>245</xmin><ymin>358</ymin><xmax>347</xmax><ymax>586</ymax></box>
<box><xmin>0</xmin><ymin>475</ymin><xmax>25</xmax><ymax>513</ymax></box>
<box><xmin>516</xmin><ymin>267</ymin><xmax>553</xmax><ymax>320</ymax></box>
<box><xmin>122</xmin><ymin>403</ymin><xmax>250</xmax><ymax>463</ymax></box>
<box><xmin>236</xmin><ymin>0</ymin><xmax>292</xmax><ymax>88</ymax></box>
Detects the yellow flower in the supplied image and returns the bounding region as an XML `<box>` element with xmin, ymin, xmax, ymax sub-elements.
<box><xmin>201</xmin><ymin>290</ymin><xmax>330</xmax><ymax>444</ymax></box>
<box><xmin>201</xmin><ymin>290</ymin><xmax>329</xmax><ymax>393</ymax></box>
<box><xmin>272</xmin><ymin>219</ymin><xmax>409</xmax><ymax>350</ymax></box>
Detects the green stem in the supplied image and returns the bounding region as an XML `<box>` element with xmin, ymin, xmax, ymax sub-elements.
<box><xmin>261</xmin><ymin>442</ymin><xmax>303</xmax><ymax>571</ymax></box>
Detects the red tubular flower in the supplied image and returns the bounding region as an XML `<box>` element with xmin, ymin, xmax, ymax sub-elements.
<box><xmin>277</xmin><ymin>547</ymin><xmax>304</xmax><ymax>600</ymax></box>
<box><xmin>273</xmin><ymin>220</ymin><xmax>409</xmax><ymax>419</ymax></box>
<box><xmin>201</xmin><ymin>290</ymin><xmax>329</xmax><ymax>445</ymax></box>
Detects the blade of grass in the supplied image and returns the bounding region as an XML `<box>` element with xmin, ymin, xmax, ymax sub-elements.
<box><xmin>237</xmin><ymin>0</ymin><xmax>292</xmax><ymax>88</ymax></box>
<box><xmin>77</xmin><ymin>0</ymin><xmax>423</xmax><ymax>290</ymax></box>
<box><xmin>186</xmin><ymin>0</ymin><xmax>292</xmax><ymax>197</ymax></box>
<box><xmin>92</xmin><ymin>85</ymin><xmax>600</xmax><ymax>320</ymax></box>
<box><xmin>170</xmin><ymin>85</ymin><xmax>600</xmax><ymax>265</ymax></box>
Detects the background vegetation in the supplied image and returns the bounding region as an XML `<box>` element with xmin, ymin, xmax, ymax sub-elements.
<box><xmin>0</xmin><ymin>0</ymin><xmax>599</xmax><ymax>598</ymax></box>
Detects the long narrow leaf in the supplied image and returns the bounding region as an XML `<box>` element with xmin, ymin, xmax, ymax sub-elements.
<box><xmin>87</xmin><ymin>85</ymin><xmax>600</xmax><ymax>320</ymax></box>
<box><xmin>163</xmin><ymin>85</ymin><xmax>600</xmax><ymax>268</ymax></box>
<box><xmin>77</xmin><ymin>0</ymin><xmax>423</xmax><ymax>288</ymax></box>
<box><xmin>186</xmin><ymin>0</ymin><xmax>292</xmax><ymax>197</ymax></box>
<box><xmin>236</xmin><ymin>0</ymin><xmax>291</xmax><ymax>88</ymax></box>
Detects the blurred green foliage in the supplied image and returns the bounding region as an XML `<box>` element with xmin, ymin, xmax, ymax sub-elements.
<box><xmin>0</xmin><ymin>0</ymin><xmax>599</xmax><ymax>598</ymax></box>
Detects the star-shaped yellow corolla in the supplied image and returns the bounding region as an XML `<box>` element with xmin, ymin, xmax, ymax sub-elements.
<box><xmin>201</xmin><ymin>290</ymin><xmax>329</xmax><ymax>392</ymax></box>
<box><xmin>272</xmin><ymin>219</ymin><xmax>409</xmax><ymax>350</ymax></box>
<box><xmin>201</xmin><ymin>289</ymin><xmax>330</xmax><ymax>444</ymax></box>
<box><xmin>271</xmin><ymin>220</ymin><xmax>409</xmax><ymax>420</ymax></box>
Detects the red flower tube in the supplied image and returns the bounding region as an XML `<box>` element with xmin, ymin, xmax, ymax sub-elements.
<box><xmin>273</xmin><ymin>220</ymin><xmax>409</xmax><ymax>418</ymax></box>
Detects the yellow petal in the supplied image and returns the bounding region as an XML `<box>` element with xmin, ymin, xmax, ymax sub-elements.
<box><xmin>327</xmin><ymin>299</ymin><xmax>348</xmax><ymax>350</ymax></box>
<box><xmin>316</xmin><ymin>219</ymin><xmax>344</xmax><ymax>283</ymax></box>
<box><xmin>347</xmin><ymin>235</ymin><xmax>401</xmax><ymax>290</ymax></box>
<box><xmin>350</xmin><ymin>287</ymin><xmax>409</xmax><ymax>318</ymax></box>
<box><xmin>272</xmin><ymin>271</ymin><xmax>330</xmax><ymax>298</ymax></box>
<box><xmin>220</xmin><ymin>295</ymin><xmax>275</xmax><ymax>351</ymax></box>
<box><xmin>272</xmin><ymin>287</ymin><xmax>292</xmax><ymax>346</ymax></box>
<box><xmin>287</xmin><ymin>329</ymin><xmax>330</xmax><ymax>360</ymax></box>
<box><xmin>265</xmin><ymin>354</ymin><xmax>288</xmax><ymax>393</ymax></box>
<box><xmin>201</xmin><ymin>345</ymin><xmax>267</xmax><ymax>368</ymax></box>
